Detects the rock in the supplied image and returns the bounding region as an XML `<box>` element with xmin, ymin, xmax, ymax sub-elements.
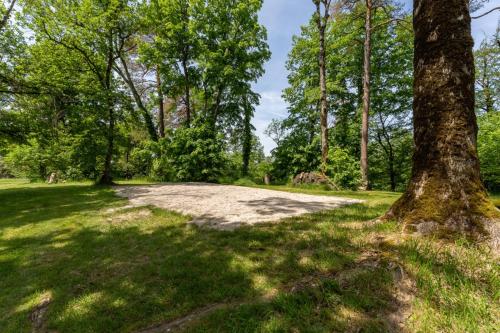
<box><xmin>292</xmin><ymin>172</ymin><xmax>337</xmax><ymax>189</ymax></box>
<box><xmin>47</xmin><ymin>173</ymin><xmax>58</xmax><ymax>184</ymax></box>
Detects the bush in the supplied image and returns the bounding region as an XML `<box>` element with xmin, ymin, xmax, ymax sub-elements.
<box><xmin>129</xmin><ymin>141</ymin><xmax>160</xmax><ymax>177</ymax></box>
<box><xmin>4</xmin><ymin>141</ymin><xmax>45</xmax><ymax>180</ymax></box>
<box><xmin>233</xmin><ymin>178</ymin><xmax>257</xmax><ymax>187</ymax></box>
<box><xmin>0</xmin><ymin>156</ymin><xmax>13</xmax><ymax>178</ymax></box>
<box><xmin>152</xmin><ymin>123</ymin><xmax>227</xmax><ymax>182</ymax></box>
<box><xmin>478</xmin><ymin>112</ymin><xmax>500</xmax><ymax>192</ymax></box>
<box><xmin>327</xmin><ymin>147</ymin><xmax>361</xmax><ymax>190</ymax></box>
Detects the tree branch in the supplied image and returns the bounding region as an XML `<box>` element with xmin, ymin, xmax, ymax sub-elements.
<box><xmin>472</xmin><ymin>6</ymin><xmax>500</xmax><ymax>19</ymax></box>
<box><xmin>0</xmin><ymin>0</ymin><xmax>16</xmax><ymax>32</ymax></box>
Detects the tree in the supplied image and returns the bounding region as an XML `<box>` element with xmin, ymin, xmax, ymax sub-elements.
<box><xmin>475</xmin><ymin>23</ymin><xmax>499</xmax><ymax>114</ymax></box>
<box><xmin>114</xmin><ymin>46</ymin><xmax>159</xmax><ymax>142</ymax></box>
<box><xmin>143</xmin><ymin>0</ymin><xmax>199</xmax><ymax>128</ymax></box>
<box><xmin>0</xmin><ymin>0</ymin><xmax>16</xmax><ymax>33</ymax></box>
<box><xmin>360</xmin><ymin>0</ymin><xmax>373</xmax><ymax>190</ymax></box>
<box><xmin>241</xmin><ymin>98</ymin><xmax>254</xmax><ymax>176</ymax></box>
<box><xmin>370</xmin><ymin>13</ymin><xmax>413</xmax><ymax>191</ymax></box>
<box><xmin>27</xmin><ymin>0</ymin><xmax>136</xmax><ymax>184</ymax></box>
<box><xmin>313</xmin><ymin>0</ymin><xmax>332</xmax><ymax>173</ymax></box>
<box><xmin>156</xmin><ymin>67</ymin><xmax>165</xmax><ymax>138</ymax></box>
<box><xmin>385</xmin><ymin>0</ymin><xmax>499</xmax><ymax>240</ymax></box>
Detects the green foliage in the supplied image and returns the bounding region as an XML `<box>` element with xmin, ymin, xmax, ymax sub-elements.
<box><xmin>3</xmin><ymin>142</ymin><xmax>42</xmax><ymax>180</ymax></box>
<box><xmin>478</xmin><ymin>112</ymin><xmax>500</xmax><ymax>192</ymax></box>
<box><xmin>475</xmin><ymin>24</ymin><xmax>499</xmax><ymax>114</ymax></box>
<box><xmin>327</xmin><ymin>147</ymin><xmax>361</xmax><ymax>190</ymax></box>
<box><xmin>269</xmin><ymin>3</ymin><xmax>413</xmax><ymax>191</ymax></box>
<box><xmin>233</xmin><ymin>177</ymin><xmax>257</xmax><ymax>187</ymax></box>
<box><xmin>154</xmin><ymin>123</ymin><xmax>227</xmax><ymax>182</ymax></box>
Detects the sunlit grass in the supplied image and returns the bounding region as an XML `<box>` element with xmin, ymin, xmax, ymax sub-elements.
<box><xmin>1</xmin><ymin>179</ymin><xmax>498</xmax><ymax>332</ymax></box>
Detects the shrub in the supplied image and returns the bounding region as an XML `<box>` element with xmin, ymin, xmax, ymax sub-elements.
<box><xmin>152</xmin><ymin>123</ymin><xmax>227</xmax><ymax>182</ymax></box>
<box><xmin>327</xmin><ymin>147</ymin><xmax>361</xmax><ymax>190</ymax></box>
<box><xmin>478</xmin><ymin>112</ymin><xmax>500</xmax><ymax>192</ymax></box>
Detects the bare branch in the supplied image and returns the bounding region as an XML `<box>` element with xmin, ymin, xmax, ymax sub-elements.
<box><xmin>471</xmin><ymin>6</ymin><xmax>500</xmax><ymax>19</ymax></box>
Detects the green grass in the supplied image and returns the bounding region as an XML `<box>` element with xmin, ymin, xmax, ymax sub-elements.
<box><xmin>1</xmin><ymin>179</ymin><xmax>498</xmax><ymax>332</ymax></box>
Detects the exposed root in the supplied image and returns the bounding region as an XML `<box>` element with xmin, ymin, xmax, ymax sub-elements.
<box><xmin>29</xmin><ymin>295</ymin><xmax>52</xmax><ymax>333</ymax></box>
<box><xmin>135</xmin><ymin>302</ymin><xmax>248</xmax><ymax>333</ymax></box>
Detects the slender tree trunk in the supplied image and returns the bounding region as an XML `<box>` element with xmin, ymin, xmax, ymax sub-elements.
<box><xmin>100</xmin><ymin>100</ymin><xmax>115</xmax><ymax>185</ymax></box>
<box><xmin>315</xmin><ymin>0</ymin><xmax>329</xmax><ymax>174</ymax></box>
<box><xmin>385</xmin><ymin>0</ymin><xmax>499</xmax><ymax>241</ymax></box>
<box><xmin>242</xmin><ymin>103</ymin><xmax>252</xmax><ymax>176</ymax></box>
<box><xmin>99</xmin><ymin>34</ymin><xmax>116</xmax><ymax>185</ymax></box>
<box><xmin>118</xmin><ymin>57</ymin><xmax>158</xmax><ymax>142</ymax></box>
<box><xmin>156</xmin><ymin>68</ymin><xmax>165</xmax><ymax>138</ymax></box>
<box><xmin>182</xmin><ymin>52</ymin><xmax>191</xmax><ymax>127</ymax></box>
<box><xmin>360</xmin><ymin>0</ymin><xmax>372</xmax><ymax>190</ymax></box>
<box><xmin>388</xmin><ymin>148</ymin><xmax>396</xmax><ymax>192</ymax></box>
<box><xmin>482</xmin><ymin>61</ymin><xmax>494</xmax><ymax>113</ymax></box>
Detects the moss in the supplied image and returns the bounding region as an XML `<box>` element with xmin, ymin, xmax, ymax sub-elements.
<box><xmin>385</xmin><ymin>174</ymin><xmax>499</xmax><ymax>241</ymax></box>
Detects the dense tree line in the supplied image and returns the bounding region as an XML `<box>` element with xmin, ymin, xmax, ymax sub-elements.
<box><xmin>0</xmin><ymin>0</ymin><xmax>269</xmax><ymax>184</ymax></box>
<box><xmin>267</xmin><ymin>1</ymin><xmax>413</xmax><ymax>191</ymax></box>
<box><xmin>266</xmin><ymin>0</ymin><xmax>499</xmax><ymax>194</ymax></box>
<box><xmin>0</xmin><ymin>0</ymin><xmax>499</xmax><ymax>195</ymax></box>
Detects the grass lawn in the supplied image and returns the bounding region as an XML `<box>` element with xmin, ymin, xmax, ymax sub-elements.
<box><xmin>1</xmin><ymin>179</ymin><xmax>498</xmax><ymax>332</ymax></box>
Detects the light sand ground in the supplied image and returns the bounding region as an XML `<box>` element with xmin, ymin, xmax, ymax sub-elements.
<box><xmin>114</xmin><ymin>183</ymin><xmax>363</xmax><ymax>230</ymax></box>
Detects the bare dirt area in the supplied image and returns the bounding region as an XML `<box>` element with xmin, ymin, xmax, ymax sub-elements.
<box><xmin>113</xmin><ymin>183</ymin><xmax>362</xmax><ymax>230</ymax></box>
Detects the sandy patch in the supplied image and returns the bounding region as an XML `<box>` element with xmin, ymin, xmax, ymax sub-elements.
<box><xmin>114</xmin><ymin>183</ymin><xmax>362</xmax><ymax>230</ymax></box>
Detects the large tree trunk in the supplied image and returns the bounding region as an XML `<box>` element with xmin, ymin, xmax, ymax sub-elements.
<box><xmin>385</xmin><ymin>0</ymin><xmax>499</xmax><ymax>241</ymax></box>
<box><xmin>360</xmin><ymin>0</ymin><xmax>372</xmax><ymax>190</ymax></box>
<box><xmin>156</xmin><ymin>68</ymin><xmax>165</xmax><ymax>138</ymax></box>
<box><xmin>315</xmin><ymin>0</ymin><xmax>329</xmax><ymax>174</ymax></box>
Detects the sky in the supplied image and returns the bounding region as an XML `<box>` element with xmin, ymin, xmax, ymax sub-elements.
<box><xmin>253</xmin><ymin>0</ymin><xmax>500</xmax><ymax>155</ymax></box>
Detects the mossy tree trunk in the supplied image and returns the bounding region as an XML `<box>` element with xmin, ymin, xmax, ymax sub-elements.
<box><xmin>385</xmin><ymin>0</ymin><xmax>499</xmax><ymax>240</ymax></box>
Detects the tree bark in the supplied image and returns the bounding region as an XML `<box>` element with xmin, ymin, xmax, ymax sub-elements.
<box><xmin>181</xmin><ymin>53</ymin><xmax>191</xmax><ymax>127</ymax></box>
<box><xmin>242</xmin><ymin>102</ymin><xmax>252</xmax><ymax>176</ymax></box>
<box><xmin>100</xmin><ymin>96</ymin><xmax>115</xmax><ymax>185</ymax></box>
<box><xmin>385</xmin><ymin>0</ymin><xmax>499</xmax><ymax>241</ymax></box>
<box><xmin>360</xmin><ymin>0</ymin><xmax>372</xmax><ymax>190</ymax></box>
<box><xmin>315</xmin><ymin>0</ymin><xmax>330</xmax><ymax>174</ymax></box>
<box><xmin>99</xmin><ymin>34</ymin><xmax>116</xmax><ymax>185</ymax></box>
<box><xmin>156</xmin><ymin>67</ymin><xmax>165</xmax><ymax>138</ymax></box>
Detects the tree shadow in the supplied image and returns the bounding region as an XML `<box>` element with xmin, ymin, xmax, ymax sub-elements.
<box><xmin>0</xmin><ymin>185</ymin><xmax>123</xmax><ymax>229</ymax></box>
<box><xmin>1</xmin><ymin>184</ymin><xmax>408</xmax><ymax>332</ymax></box>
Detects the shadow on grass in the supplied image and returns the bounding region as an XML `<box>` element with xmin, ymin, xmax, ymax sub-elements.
<box><xmin>1</xmin><ymin>184</ymin><xmax>413</xmax><ymax>332</ymax></box>
<box><xmin>0</xmin><ymin>185</ymin><xmax>123</xmax><ymax>229</ymax></box>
